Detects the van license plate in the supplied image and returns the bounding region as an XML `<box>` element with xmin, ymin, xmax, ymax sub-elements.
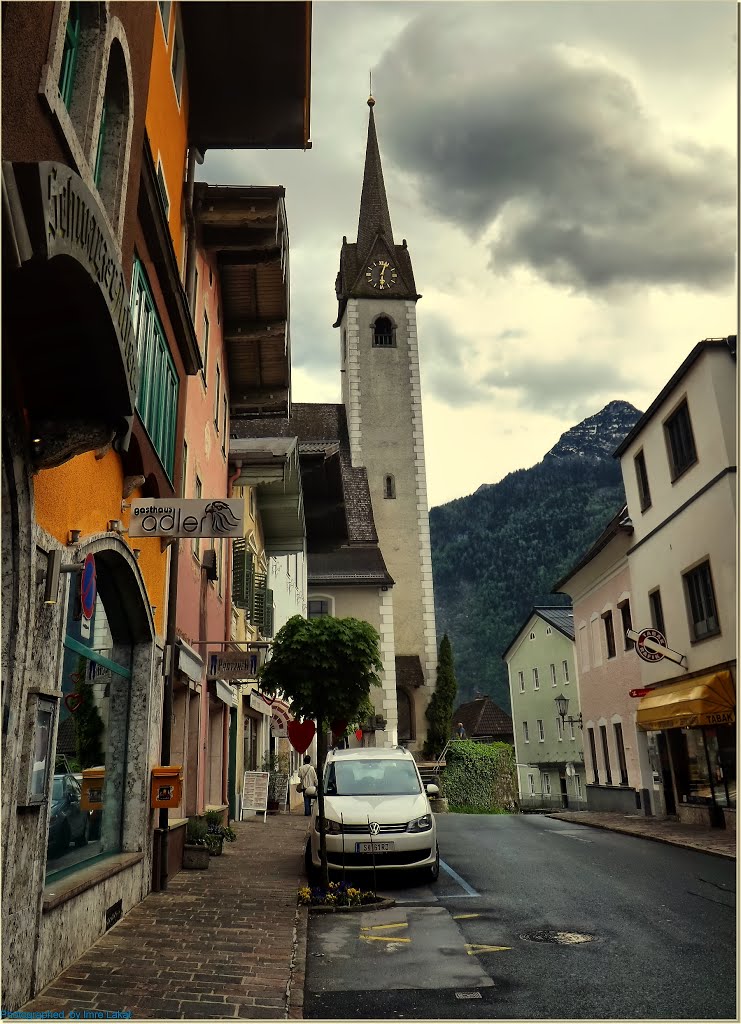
<box><xmin>356</xmin><ymin>842</ymin><xmax>393</xmax><ymax>853</ymax></box>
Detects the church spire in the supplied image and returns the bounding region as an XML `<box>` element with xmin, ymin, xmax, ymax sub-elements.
<box><xmin>356</xmin><ymin>94</ymin><xmax>394</xmax><ymax>261</ymax></box>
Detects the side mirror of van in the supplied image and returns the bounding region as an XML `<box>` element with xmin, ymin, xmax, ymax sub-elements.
<box><xmin>426</xmin><ymin>783</ymin><xmax>440</xmax><ymax>796</ymax></box>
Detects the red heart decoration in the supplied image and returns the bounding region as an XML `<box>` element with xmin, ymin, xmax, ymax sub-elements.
<box><xmin>355</xmin><ymin>728</ymin><xmax>363</xmax><ymax>741</ymax></box>
<box><xmin>65</xmin><ymin>693</ymin><xmax>83</xmax><ymax>714</ymax></box>
<box><xmin>331</xmin><ymin>719</ymin><xmax>348</xmax><ymax>738</ymax></box>
<box><xmin>287</xmin><ymin>719</ymin><xmax>316</xmax><ymax>754</ymax></box>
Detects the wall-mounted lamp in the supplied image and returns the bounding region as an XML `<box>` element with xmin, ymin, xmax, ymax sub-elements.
<box><xmin>107</xmin><ymin>519</ymin><xmax>125</xmax><ymax>534</ymax></box>
<box><xmin>555</xmin><ymin>693</ymin><xmax>582</xmax><ymax>729</ymax></box>
<box><xmin>132</xmin><ymin>548</ymin><xmax>141</xmax><ymax>560</ymax></box>
<box><xmin>67</xmin><ymin>530</ymin><xmax>82</xmax><ymax>545</ymax></box>
<box><xmin>36</xmin><ymin>549</ymin><xmax>82</xmax><ymax>605</ymax></box>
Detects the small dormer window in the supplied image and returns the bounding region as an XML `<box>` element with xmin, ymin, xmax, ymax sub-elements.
<box><xmin>373</xmin><ymin>316</ymin><xmax>394</xmax><ymax>348</ymax></box>
<box><xmin>384</xmin><ymin>475</ymin><xmax>396</xmax><ymax>499</ymax></box>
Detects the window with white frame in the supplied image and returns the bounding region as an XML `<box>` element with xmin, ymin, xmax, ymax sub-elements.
<box><xmin>529</xmin><ymin>631</ymin><xmax>536</xmax><ymax>640</ymax></box>
<box><xmin>546</xmin><ymin>626</ymin><xmax>552</xmax><ymax>635</ymax></box>
<box><xmin>683</xmin><ymin>560</ymin><xmax>720</xmax><ymax>641</ymax></box>
<box><xmin>308</xmin><ymin>598</ymin><xmax>331</xmax><ymax>618</ymax></box>
<box><xmin>518</xmin><ymin>670</ymin><xmax>525</xmax><ymax>693</ymax></box>
<box><xmin>556</xmin><ymin>717</ymin><xmax>563</xmax><ymax>741</ymax></box>
<box><xmin>575</xmin><ymin>774</ymin><xmax>582</xmax><ymax>798</ymax></box>
<box><xmin>533</xmin><ymin>668</ymin><xmax>539</xmax><ymax>690</ymax></box>
<box><xmin>523</xmin><ymin>721</ymin><xmax>529</xmax><ymax>743</ymax></box>
<box><xmin>156</xmin><ymin>157</ymin><xmax>170</xmax><ymax>220</ymax></box>
<box><xmin>157</xmin><ymin>1</ymin><xmax>171</xmax><ymax>40</ymax></box>
<box><xmin>537</xmin><ymin>719</ymin><xmax>544</xmax><ymax>742</ymax></box>
<box><xmin>528</xmin><ymin>773</ymin><xmax>535</xmax><ymax>796</ymax></box>
<box><xmin>569</xmin><ymin>719</ymin><xmax>575</xmax><ymax>741</ymax></box>
<box><xmin>170</xmin><ymin>9</ymin><xmax>185</xmax><ymax>104</ymax></box>
<box><xmin>550</xmin><ymin>663</ymin><xmax>557</xmax><ymax>686</ymax></box>
<box><xmin>563</xmin><ymin>660</ymin><xmax>569</xmax><ymax>683</ymax></box>
<box><xmin>542</xmin><ymin>774</ymin><xmax>551</xmax><ymax>796</ymax></box>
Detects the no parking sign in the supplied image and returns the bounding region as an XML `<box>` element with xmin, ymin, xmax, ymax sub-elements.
<box><xmin>80</xmin><ymin>553</ymin><xmax>96</xmax><ymax>638</ymax></box>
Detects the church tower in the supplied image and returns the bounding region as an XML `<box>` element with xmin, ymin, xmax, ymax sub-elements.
<box><xmin>334</xmin><ymin>96</ymin><xmax>438</xmax><ymax>753</ymax></box>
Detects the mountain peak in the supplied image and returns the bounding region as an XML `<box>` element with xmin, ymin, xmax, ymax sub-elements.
<box><xmin>544</xmin><ymin>401</ymin><xmax>642</xmax><ymax>464</ymax></box>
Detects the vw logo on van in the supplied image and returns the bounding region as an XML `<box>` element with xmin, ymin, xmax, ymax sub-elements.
<box><xmin>369</xmin><ymin>821</ymin><xmax>381</xmax><ymax>836</ymax></box>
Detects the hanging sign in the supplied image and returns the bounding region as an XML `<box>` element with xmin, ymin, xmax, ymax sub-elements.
<box><xmin>128</xmin><ymin>498</ymin><xmax>245</xmax><ymax>538</ymax></box>
<box><xmin>207</xmin><ymin>648</ymin><xmax>267</xmax><ymax>681</ymax></box>
<box><xmin>627</xmin><ymin>628</ymin><xmax>686</xmax><ymax>667</ymax></box>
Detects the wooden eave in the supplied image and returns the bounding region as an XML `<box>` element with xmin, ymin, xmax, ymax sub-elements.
<box><xmin>182</xmin><ymin>2</ymin><xmax>312</xmax><ymax>152</ymax></box>
<box><xmin>196</xmin><ymin>184</ymin><xmax>291</xmax><ymax>417</ymax></box>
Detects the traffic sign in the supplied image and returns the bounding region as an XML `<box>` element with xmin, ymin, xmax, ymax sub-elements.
<box><xmin>80</xmin><ymin>553</ymin><xmax>96</xmax><ymax>620</ymax></box>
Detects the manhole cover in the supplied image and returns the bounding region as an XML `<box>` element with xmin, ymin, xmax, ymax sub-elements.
<box><xmin>521</xmin><ymin>929</ymin><xmax>594</xmax><ymax>944</ymax></box>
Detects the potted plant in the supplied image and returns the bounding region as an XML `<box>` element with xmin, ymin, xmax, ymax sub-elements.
<box><xmin>204</xmin><ymin>810</ymin><xmax>237</xmax><ymax>856</ymax></box>
<box><xmin>183</xmin><ymin>818</ymin><xmax>210</xmax><ymax>869</ymax></box>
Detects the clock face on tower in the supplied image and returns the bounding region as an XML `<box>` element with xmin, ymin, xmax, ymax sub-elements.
<box><xmin>365</xmin><ymin>259</ymin><xmax>398</xmax><ymax>290</ymax></box>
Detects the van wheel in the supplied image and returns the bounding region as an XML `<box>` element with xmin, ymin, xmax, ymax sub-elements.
<box><xmin>304</xmin><ymin>840</ymin><xmax>318</xmax><ymax>883</ymax></box>
<box><xmin>421</xmin><ymin>844</ymin><xmax>440</xmax><ymax>884</ymax></box>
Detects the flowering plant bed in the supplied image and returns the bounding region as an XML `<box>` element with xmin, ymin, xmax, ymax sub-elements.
<box><xmin>298</xmin><ymin>881</ymin><xmax>395</xmax><ymax>913</ymax></box>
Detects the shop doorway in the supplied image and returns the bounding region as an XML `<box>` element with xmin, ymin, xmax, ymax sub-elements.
<box><xmin>559</xmin><ymin>772</ymin><xmax>568</xmax><ymax>809</ymax></box>
<box><xmin>658</xmin><ymin>732</ymin><xmax>677</xmax><ymax>815</ymax></box>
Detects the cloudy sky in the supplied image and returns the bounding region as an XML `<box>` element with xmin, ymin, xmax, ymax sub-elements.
<box><xmin>202</xmin><ymin>1</ymin><xmax>736</xmax><ymax>508</ymax></box>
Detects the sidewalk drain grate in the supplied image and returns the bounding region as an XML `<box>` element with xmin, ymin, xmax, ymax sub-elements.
<box><xmin>521</xmin><ymin>930</ymin><xmax>594</xmax><ymax>945</ymax></box>
<box><xmin>455</xmin><ymin>991</ymin><xmax>482</xmax><ymax>999</ymax></box>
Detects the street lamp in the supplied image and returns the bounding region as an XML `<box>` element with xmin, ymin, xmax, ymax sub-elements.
<box><xmin>555</xmin><ymin>693</ymin><xmax>582</xmax><ymax>729</ymax></box>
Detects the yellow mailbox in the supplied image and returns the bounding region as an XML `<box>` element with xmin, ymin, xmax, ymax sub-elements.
<box><xmin>81</xmin><ymin>767</ymin><xmax>105</xmax><ymax>811</ymax></box>
<box><xmin>150</xmin><ymin>766</ymin><xmax>183</xmax><ymax>808</ymax></box>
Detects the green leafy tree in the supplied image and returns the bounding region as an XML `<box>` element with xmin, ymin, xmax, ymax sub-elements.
<box><xmin>424</xmin><ymin>634</ymin><xmax>458</xmax><ymax>757</ymax></box>
<box><xmin>259</xmin><ymin>614</ymin><xmax>382</xmax><ymax>884</ymax></box>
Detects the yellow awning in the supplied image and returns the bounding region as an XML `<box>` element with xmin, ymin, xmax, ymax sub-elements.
<box><xmin>636</xmin><ymin>670</ymin><xmax>735</xmax><ymax>731</ymax></box>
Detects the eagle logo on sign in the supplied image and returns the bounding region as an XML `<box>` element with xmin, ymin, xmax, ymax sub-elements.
<box><xmin>205</xmin><ymin>500</ymin><xmax>241</xmax><ymax>533</ymax></box>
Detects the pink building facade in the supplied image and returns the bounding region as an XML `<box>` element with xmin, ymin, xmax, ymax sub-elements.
<box><xmin>555</xmin><ymin>507</ymin><xmax>657</xmax><ymax>815</ymax></box>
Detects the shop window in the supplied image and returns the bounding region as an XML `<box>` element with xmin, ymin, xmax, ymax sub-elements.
<box><xmin>537</xmin><ymin>719</ymin><xmax>544</xmax><ymax>742</ymax></box>
<box><xmin>683</xmin><ymin>560</ymin><xmax>719</xmax><ymax>641</ymax></box>
<box><xmin>619</xmin><ymin>600</ymin><xmax>634</xmax><ymax>650</ymax></box>
<box><xmin>614</xmin><ymin>722</ymin><xmax>628</xmax><ymax>785</ymax></box>
<box><xmin>634</xmin><ymin>450</ymin><xmax>652</xmax><ymax>511</ymax></box>
<box><xmin>600</xmin><ymin>725</ymin><xmax>612</xmax><ymax>785</ymax></box>
<box><xmin>588</xmin><ymin>727</ymin><xmax>599</xmax><ymax>784</ymax></box>
<box><xmin>542</xmin><ymin>774</ymin><xmax>551</xmax><ymax>797</ymax></box>
<box><xmin>384</xmin><ymin>474</ymin><xmax>396</xmax><ymax>499</ymax></box>
<box><xmin>372</xmin><ymin>316</ymin><xmax>394</xmax><ymax>348</ymax></box>
<box><xmin>664</xmin><ymin>398</ymin><xmax>697</xmax><ymax>481</ymax></box>
<box><xmin>48</xmin><ymin>584</ymin><xmax>132</xmax><ymax>880</ymax></box>
<box><xmin>528</xmin><ymin>773</ymin><xmax>535</xmax><ymax>796</ymax></box>
<box><xmin>649</xmin><ymin>589</ymin><xmax>666</xmax><ymax>636</ymax></box>
<box><xmin>671</xmin><ymin>727</ymin><xmax>733</xmax><ymax>808</ymax></box>
<box><xmin>602</xmin><ymin>611</ymin><xmax>616</xmax><ymax>659</ymax></box>
<box><xmin>131</xmin><ymin>258</ymin><xmax>179</xmax><ymax>479</ymax></box>
<box><xmin>58</xmin><ymin>2</ymin><xmax>81</xmax><ymax>108</ymax></box>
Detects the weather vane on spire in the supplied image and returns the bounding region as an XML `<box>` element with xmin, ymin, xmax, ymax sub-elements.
<box><xmin>368</xmin><ymin>69</ymin><xmax>375</xmax><ymax>107</ymax></box>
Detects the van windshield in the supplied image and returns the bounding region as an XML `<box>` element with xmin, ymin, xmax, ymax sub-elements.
<box><xmin>325</xmin><ymin>759</ymin><xmax>422</xmax><ymax>796</ymax></box>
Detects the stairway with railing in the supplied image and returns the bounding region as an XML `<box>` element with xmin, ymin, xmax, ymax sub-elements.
<box><xmin>416</xmin><ymin>740</ymin><xmax>450</xmax><ymax>790</ymax></box>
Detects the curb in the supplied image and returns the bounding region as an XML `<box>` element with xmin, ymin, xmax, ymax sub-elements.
<box><xmin>287</xmin><ymin>903</ymin><xmax>308</xmax><ymax>1019</ymax></box>
<box><xmin>546</xmin><ymin>815</ymin><xmax>736</xmax><ymax>860</ymax></box>
<box><xmin>308</xmin><ymin>897</ymin><xmax>396</xmax><ymax>914</ymax></box>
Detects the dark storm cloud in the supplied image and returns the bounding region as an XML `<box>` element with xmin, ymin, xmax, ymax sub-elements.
<box><xmin>483</xmin><ymin>357</ymin><xmax>635</xmax><ymax>413</ymax></box>
<box><xmin>376</xmin><ymin>5</ymin><xmax>735</xmax><ymax>293</ymax></box>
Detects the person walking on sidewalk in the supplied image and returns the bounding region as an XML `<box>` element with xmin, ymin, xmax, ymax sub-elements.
<box><xmin>298</xmin><ymin>755</ymin><xmax>318</xmax><ymax>816</ymax></box>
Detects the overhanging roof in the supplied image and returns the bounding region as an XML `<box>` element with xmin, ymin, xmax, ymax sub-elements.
<box><xmin>636</xmin><ymin>671</ymin><xmax>735</xmax><ymax>732</ymax></box>
<box><xmin>182</xmin><ymin>2</ymin><xmax>312</xmax><ymax>151</ymax></box>
<box><xmin>230</xmin><ymin>437</ymin><xmax>305</xmax><ymax>554</ymax></box>
<box><xmin>196</xmin><ymin>184</ymin><xmax>290</xmax><ymax>416</ymax></box>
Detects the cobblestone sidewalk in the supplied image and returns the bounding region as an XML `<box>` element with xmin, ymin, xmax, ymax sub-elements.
<box><xmin>21</xmin><ymin>815</ymin><xmax>309</xmax><ymax>1020</ymax></box>
<box><xmin>548</xmin><ymin>810</ymin><xmax>736</xmax><ymax>859</ymax></box>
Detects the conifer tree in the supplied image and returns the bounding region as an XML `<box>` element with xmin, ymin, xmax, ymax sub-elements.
<box><xmin>424</xmin><ymin>634</ymin><xmax>458</xmax><ymax>757</ymax></box>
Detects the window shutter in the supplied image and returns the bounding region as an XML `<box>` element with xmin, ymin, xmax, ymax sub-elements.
<box><xmin>264</xmin><ymin>590</ymin><xmax>274</xmax><ymax>638</ymax></box>
<box><xmin>232</xmin><ymin>538</ymin><xmax>254</xmax><ymax>610</ymax></box>
<box><xmin>252</xmin><ymin>572</ymin><xmax>268</xmax><ymax>629</ymax></box>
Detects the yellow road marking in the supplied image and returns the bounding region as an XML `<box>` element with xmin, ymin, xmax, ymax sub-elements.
<box><xmin>360</xmin><ymin>934</ymin><xmax>412</xmax><ymax>943</ymax></box>
<box><xmin>465</xmin><ymin>943</ymin><xmax>511</xmax><ymax>955</ymax></box>
<box><xmin>360</xmin><ymin>922</ymin><xmax>408</xmax><ymax>931</ymax></box>
<box><xmin>453</xmin><ymin>914</ymin><xmax>481</xmax><ymax>920</ymax></box>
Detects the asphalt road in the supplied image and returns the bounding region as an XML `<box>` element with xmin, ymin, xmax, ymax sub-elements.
<box><xmin>304</xmin><ymin>813</ymin><xmax>736</xmax><ymax>1020</ymax></box>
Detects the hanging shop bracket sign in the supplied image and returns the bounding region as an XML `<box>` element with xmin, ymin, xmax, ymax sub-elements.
<box><xmin>207</xmin><ymin>648</ymin><xmax>268</xmax><ymax>681</ymax></box>
<box><xmin>128</xmin><ymin>498</ymin><xmax>245</xmax><ymax>538</ymax></box>
<box><xmin>626</xmin><ymin>628</ymin><xmax>687</xmax><ymax>668</ymax></box>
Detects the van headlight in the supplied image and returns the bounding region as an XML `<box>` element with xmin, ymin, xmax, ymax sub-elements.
<box><xmin>407</xmin><ymin>814</ymin><xmax>432</xmax><ymax>833</ymax></box>
<box><xmin>315</xmin><ymin>817</ymin><xmax>342</xmax><ymax>835</ymax></box>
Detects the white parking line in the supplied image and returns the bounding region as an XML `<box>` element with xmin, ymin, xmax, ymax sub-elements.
<box><xmin>439</xmin><ymin>858</ymin><xmax>480</xmax><ymax>897</ymax></box>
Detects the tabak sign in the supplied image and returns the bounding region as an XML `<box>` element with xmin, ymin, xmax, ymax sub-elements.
<box><xmin>128</xmin><ymin>498</ymin><xmax>245</xmax><ymax>538</ymax></box>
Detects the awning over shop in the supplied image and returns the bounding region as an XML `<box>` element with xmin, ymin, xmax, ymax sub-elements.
<box><xmin>636</xmin><ymin>671</ymin><xmax>735</xmax><ymax>731</ymax></box>
<box><xmin>212</xmin><ymin>679</ymin><xmax>237</xmax><ymax>707</ymax></box>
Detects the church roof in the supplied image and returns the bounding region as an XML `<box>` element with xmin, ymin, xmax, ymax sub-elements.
<box><xmin>453</xmin><ymin>696</ymin><xmax>514</xmax><ymax>740</ymax></box>
<box><xmin>357</xmin><ymin>102</ymin><xmax>395</xmax><ymax>262</ymax></box>
<box><xmin>230</xmin><ymin>403</ymin><xmax>380</xmax><ymax>546</ymax></box>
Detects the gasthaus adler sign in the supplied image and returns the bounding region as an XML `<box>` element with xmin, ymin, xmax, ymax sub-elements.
<box><xmin>128</xmin><ymin>499</ymin><xmax>245</xmax><ymax>538</ymax></box>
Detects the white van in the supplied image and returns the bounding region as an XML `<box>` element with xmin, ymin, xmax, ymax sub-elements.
<box><xmin>304</xmin><ymin>746</ymin><xmax>440</xmax><ymax>883</ymax></box>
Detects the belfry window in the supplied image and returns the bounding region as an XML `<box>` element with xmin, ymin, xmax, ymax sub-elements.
<box><xmin>373</xmin><ymin>316</ymin><xmax>394</xmax><ymax>348</ymax></box>
<box><xmin>384</xmin><ymin>475</ymin><xmax>396</xmax><ymax>499</ymax></box>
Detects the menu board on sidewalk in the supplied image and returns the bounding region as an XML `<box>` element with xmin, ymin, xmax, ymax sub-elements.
<box><xmin>240</xmin><ymin>771</ymin><xmax>269</xmax><ymax>822</ymax></box>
